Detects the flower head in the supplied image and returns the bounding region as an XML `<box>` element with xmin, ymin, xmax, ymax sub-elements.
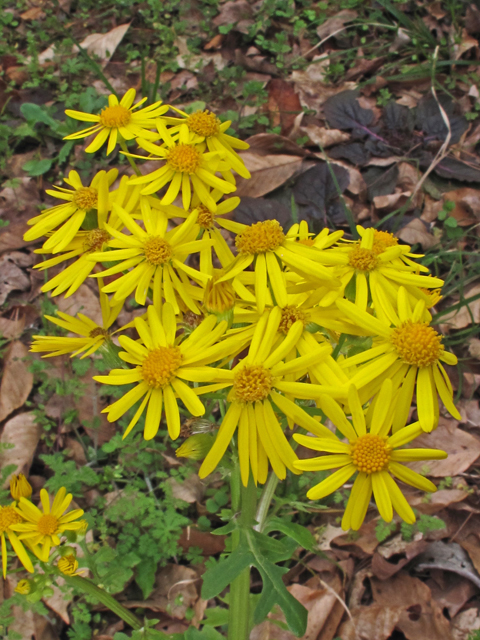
<box><xmin>10</xmin><ymin>474</ymin><xmax>32</xmax><ymax>501</ymax></box>
<box><xmin>57</xmin><ymin>554</ymin><xmax>81</xmax><ymax>576</ymax></box>
<box><xmin>294</xmin><ymin>381</ymin><xmax>447</xmax><ymax>530</ymax></box>
<box><xmin>64</xmin><ymin>89</ymin><xmax>168</xmax><ymax>155</ymax></box>
<box><xmin>15</xmin><ymin>579</ymin><xmax>31</xmax><ymax>594</ymax></box>
<box><xmin>0</xmin><ymin>503</ymin><xmax>33</xmax><ymax>577</ymax></box>
<box><xmin>12</xmin><ymin>487</ymin><xmax>84</xmax><ymax>562</ymax></box>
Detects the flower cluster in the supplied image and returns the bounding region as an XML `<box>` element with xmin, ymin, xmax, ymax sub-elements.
<box><xmin>25</xmin><ymin>90</ymin><xmax>458</xmax><ymax>537</ymax></box>
<box><xmin>1</xmin><ymin>475</ymin><xmax>85</xmax><ymax>578</ymax></box>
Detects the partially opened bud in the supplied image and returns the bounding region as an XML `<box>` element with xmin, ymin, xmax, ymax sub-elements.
<box><xmin>203</xmin><ymin>273</ymin><xmax>235</xmax><ymax>327</ymax></box>
<box><xmin>57</xmin><ymin>554</ymin><xmax>79</xmax><ymax>576</ymax></box>
<box><xmin>15</xmin><ymin>579</ymin><xmax>31</xmax><ymax>595</ymax></box>
<box><xmin>10</xmin><ymin>474</ymin><xmax>32</xmax><ymax>501</ymax></box>
<box><xmin>176</xmin><ymin>434</ymin><xmax>215</xmax><ymax>461</ymax></box>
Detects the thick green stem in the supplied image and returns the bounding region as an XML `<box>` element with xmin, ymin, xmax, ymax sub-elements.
<box><xmin>63</xmin><ymin>575</ymin><xmax>142</xmax><ymax>630</ymax></box>
<box><xmin>228</xmin><ymin>470</ymin><xmax>257</xmax><ymax>640</ymax></box>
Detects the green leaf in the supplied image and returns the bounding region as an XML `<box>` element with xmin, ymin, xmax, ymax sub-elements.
<box><xmin>185</xmin><ymin>626</ymin><xmax>225</xmax><ymax>640</ymax></box>
<box><xmin>201</xmin><ymin>546</ymin><xmax>254</xmax><ymax>600</ymax></box>
<box><xmin>20</xmin><ymin>103</ymin><xmax>57</xmax><ymax>128</ymax></box>
<box><xmin>58</xmin><ymin>140</ymin><xmax>74</xmax><ymax>164</ymax></box>
<box><xmin>246</xmin><ymin>531</ymin><xmax>307</xmax><ymax>636</ymax></box>
<box><xmin>203</xmin><ymin>606</ymin><xmax>229</xmax><ymax>627</ymax></box>
<box><xmin>265</xmin><ymin>518</ymin><xmax>316</xmax><ymax>551</ymax></box>
<box><xmin>22</xmin><ymin>158</ymin><xmax>53</xmax><ymax>176</ymax></box>
<box><xmin>135</xmin><ymin>559</ymin><xmax>157</xmax><ymax>599</ymax></box>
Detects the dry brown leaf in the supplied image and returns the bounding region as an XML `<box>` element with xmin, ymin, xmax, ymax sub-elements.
<box><xmin>21</xmin><ymin>7</ymin><xmax>45</xmax><ymax>20</ymax></box>
<box><xmin>0</xmin><ymin>412</ymin><xmax>40</xmax><ymax>484</ymax></box>
<box><xmin>43</xmin><ymin>581</ymin><xmax>70</xmax><ymax>624</ymax></box>
<box><xmin>292</xmin><ymin>59</ymin><xmax>357</xmax><ymax>114</ymax></box>
<box><xmin>76</xmin><ymin>23</ymin><xmax>130</xmax><ymax>66</ymax></box>
<box><xmin>56</xmin><ymin>284</ymin><xmax>103</xmax><ymax>325</ymax></box>
<box><xmin>407</xmin><ymin>421</ymin><xmax>480</xmax><ymax>477</ymax></box>
<box><xmin>0</xmin><ymin>341</ymin><xmax>33</xmax><ymax>422</ymax></box>
<box><xmin>452</xmin><ymin>28</ymin><xmax>478</xmax><ymax>60</ymax></box>
<box><xmin>316</xmin><ymin>9</ymin><xmax>358</xmax><ymax>40</ymax></box>
<box><xmin>0</xmin><ymin>252</ymin><xmax>32</xmax><ymax>305</ymax></box>
<box><xmin>398</xmin><ymin>218</ymin><xmax>439</xmax><ymax>249</ymax></box>
<box><xmin>301</xmin><ymin>125</ymin><xmax>350</xmax><ymax>149</ymax></box>
<box><xmin>75</xmin><ymin>370</ymin><xmax>115</xmax><ymax>446</ymax></box>
<box><xmin>452</xmin><ymin>608</ymin><xmax>480</xmax><ymax>640</ymax></box>
<box><xmin>212</xmin><ymin>0</ymin><xmax>254</xmax><ymax>34</ymax></box>
<box><xmin>458</xmin><ymin>399</ymin><xmax>480</xmax><ymax>427</ymax></box>
<box><xmin>441</xmin><ymin>284</ymin><xmax>480</xmax><ymax>329</ymax></box>
<box><xmin>0</xmin><ymin>315</ymin><xmax>25</xmax><ymax>339</ymax></box>
<box><xmin>266</xmin><ymin>79</ymin><xmax>302</xmax><ymax>136</ymax></box>
<box><xmin>178</xmin><ymin>527</ymin><xmax>225</xmax><ymax>556</ymax></box>
<box><xmin>372</xmin><ymin>536</ymin><xmax>427</xmax><ymax>580</ymax></box>
<box><xmin>409</xmin><ymin>488</ymin><xmax>469</xmax><ymax>514</ymax></box>
<box><xmin>337</xmin><ymin>604</ymin><xmax>402</xmax><ymax>640</ymax></box>
<box><xmin>167</xmin><ymin>473</ymin><xmax>205</xmax><ymax>504</ymax></box>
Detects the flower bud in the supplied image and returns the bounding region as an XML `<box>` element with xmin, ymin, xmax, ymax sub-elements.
<box><xmin>57</xmin><ymin>554</ymin><xmax>79</xmax><ymax>576</ymax></box>
<box><xmin>10</xmin><ymin>474</ymin><xmax>32</xmax><ymax>501</ymax></box>
<box><xmin>176</xmin><ymin>434</ymin><xmax>215</xmax><ymax>461</ymax></box>
<box><xmin>14</xmin><ymin>579</ymin><xmax>31</xmax><ymax>595</ymax></box>
<box><xmin>203</xmin><ymin>273</ymin><xmax>235</xmax><ymax>327</ymax></box>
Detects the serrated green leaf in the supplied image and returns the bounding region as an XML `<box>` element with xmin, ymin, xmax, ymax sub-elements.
<box><xmin>20</xmin><ymin>103</ymin><xmax>58</xmax><ymax>128</ymax></box>
<box><xmin>201</xmin><ymin>546</ymin><xmax>254</xmax><ymax>600</ymax></box>
<box><xmin>22</xmin><ymin>158</ymin><xmax>53</xmax><ymax>176</ymax></box>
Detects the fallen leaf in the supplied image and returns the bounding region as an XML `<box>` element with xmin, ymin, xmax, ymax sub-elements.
<box><xmin>43</xmin><ymin>581</ymin><xmax>70</xmax><ymax>624</ymax></box>
<box><xmin>0</xmin><ymin>341</ymin><xmax>33</xmax><ymax>422</ymax></box>
<box><xmin>76</xmin><ymin>23</ymin><xmax>131</xmax><ymax>67</ymax></box>
<box><xmin>56</xmin><ymin>284</ymin><xmax>103</xmax><ymax>326</ymax></box>
<box><xmin>20</xmin><ymin>7</ymin><xmax>45</xmax><ymax>20</ymax></box>
<box><xmin>409</xmin><ymin>489</ymin><xmax>469</xmax><ymax>515</ymax></box>
<box><xmin>452</xmin><ymin>608</ymin><xmax>480</xmax><ymax>640</ymax></box>
<box><xmin>316</xmin><ymin>9</ymin><xmax>358</xmax><ymax>40</ymax></box>
<box><xmin>452</xmin><ymin>28</ymin><xmax>478</xmax><ymax>60</ymax></box>
<box><xmin>167</xmin><ymin>473</ymin><xmax>205</xmax><ymax>504</ymax></box>
<box><xmin>292</xmin><ymin>59</ymin><xmax>357</xmax><ymax>114</ymax></box>
<box><xmin>398</xmin><ymin>218</ymin><xmax>439</xmax><ymax>249</ymax></box>
<box><xmin>0</xmin><ymin>252</ymin><xmax>32</xmax><ymax>305</ymax></box>
<box><xmin>75</xmin><ymin>369</ymin><xmax>115</xmax><ymax>446</ymax></box>
<box><xmin>0</xmin><ymin>412</ymin><xmax>41</xmax><ymax>483</ymax></box>
<box><xmin>406</xmin><ymin>421</ymin><xmax>480</xmax><ymax>477</ymax></box>
<box><xmin>212</xmin><ymin>0</ymin><xmax>254</xmax><ymax>34</ymax></box>
<box><xmin>441</xmin><ymin>284</ymin><xmax>480</xmax><ymax>329</ymax></box>
<box><xmin>266</xmin><ymin>79</ymin><xmax>302</xmax><ymax>136</ymax></box>
<box><xmin>337</xmin><ymin>604</ymin><xmax>402</xmax><ymax>640</ymax></box>
<box><xmin>372</xmin><ymin>536</ymin><xmax>427</xmax><ymax>580</ymax></box>
<box><xmin>233</xmin><ymin>196</ymin><xmax>292</xmax><ymax>229</ymax></box>
<box><xmin>178</xmin><ymin>527</ymin><xmax>225</xmax><ymax>556</ymax></box>
<box><xmin>0</xmin><ymin>314</ymin><xmax>25</xmax><ymax>339</ymax></box>
<box><xmin>301</xmin><ymin>125</ymin><xmax>350</xmax><ymax>149</ymax></box>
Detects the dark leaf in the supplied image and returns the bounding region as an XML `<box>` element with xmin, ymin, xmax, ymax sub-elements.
<box><xmin>292</xmin><ymin>162</ymin><xmax>350</xmax><ymax>229</ymax></box>
<box><xmin>329</xmin><ymin>142</ymin><xmax>369</xmax><ymax>165</ymax></box>
<box><xmin>416</xmin><ymin>94</ymin><xmax>468</xmax><ymax>145</ymax></box>
<box><xmin>323</xmin><ymin>90</ymin><xmax>375</xmax><ymax>135</ymax></box>
<box><xmin>363</xmin><ymin>165</ymin><xmax>399</xmax><ymax>201</ymax></box>
<box><xmin>434</xmin><ymin>157</ymin><xmax>480</xmax><ymax>183</ymax></box>
<box><xmin>383</xmin><ymin>101</ymin><xmax>414</xmax><ymax>134</ymax></box>
<box><xmin>233</xmin><ymin>196</ymin><xmax>292</xmax><ymax>230</ymax></box>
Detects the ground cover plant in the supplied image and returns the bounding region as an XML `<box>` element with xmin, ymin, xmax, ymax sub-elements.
<box><xmin>2</xmin><ymin>1</ymin><xmax>480</xmax><ymax>639</ymax></box>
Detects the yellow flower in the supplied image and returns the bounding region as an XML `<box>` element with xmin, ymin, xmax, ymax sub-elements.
<box><xmin>14</xmin><ymin>579</ymin><xmax>31</xmax><ymax>595</ymax></box>
<box><xmin>218</xmin><ymin>220</ymin><xmax>341</xmax><ymax>314</ymax></box>
<box><xmin>294</xmin><ymin>381</ymin><xmax>447</xmax><ymax>530</ymax></box>
<box><xmin>31</xmin><ymin>285</ymin><xmax>122</xmax><ymax>359</ymax></box>
<box><xmin>0</xmin><ymin>503</ymin><xmax>33</xmax><ymax>578</ymax></box>
<box><xmin>57</xmin><ymin>554</ymin><xmax>81</xmax><ymax>576</ymax></box>
<box><xmin>198</xmin><ymin>306</ymin><xmax>342</xmax><ymax>486</ymax></box>
<box><xmin>163</xmin><ymin>108</ymin><xmax>251</xmax><ymax>179</ymax></box>
<box><xmin>90</xmin><ymin>202</ymin><xmax>212</xmax><ymax>312</ymax></box>
<box><xmin>64</xmin><ymin>89</ymin><xmax>168</xmax><ymax>155</ymax></box>
<box><xmin>336</xmin><ymin>288</ymin><xmax>460</xmax><ymax>432</ymax></box>
<box><xmin>10</xmin><ymin>474</ymin><xmax>32</xmax><ymax>501</ymax></box>
<box><xmin>128</xmin><ymin>123</ymin><xmax>236</xmax><ymax>210</ymax></box>
<box><xmin>94</xmin><ymin>304</ymin><xmax>241</xmax><ymax>441</ymax></box>
<box><xmin>12</xmin><ymin>487</ymin><xmax>84</xmax><ymax>562</ymax></box>
<box><xmin>24</xmin><ymin>169</ymin><xmax>117</xmax><ymax>253</ymax></box>
<box><xmin>323</xmin><ymin>226</ymin><xmax>443</xmax><ymax>323</ymax></box>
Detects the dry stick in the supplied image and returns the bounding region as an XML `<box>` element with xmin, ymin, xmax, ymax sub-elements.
<box><xmin>318</xmin><ymin>577</ymin><xmax>357</xmax><ymax>635</ymax></box>
<box><xmin>409</xmin><ymin>46</ymin><xmax>452</xmax><ymax>202</ymax></box>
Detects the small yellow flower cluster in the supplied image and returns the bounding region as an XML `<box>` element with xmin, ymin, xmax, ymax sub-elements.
<box><xmin>26</xmin><ymin>91</ymin><xmax>459</xmax><ymax>532</ymax></box>
<box><xmin>1</xmin><ymin>475</ymin><xmax>85</xmax><ymax>578</ymax></box>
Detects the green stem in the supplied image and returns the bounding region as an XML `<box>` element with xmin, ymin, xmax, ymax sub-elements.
<box><xmin>254</xmin><ymin>472</ymin><xmax>279</xmax><ymax>533</ymax></box>
<box><xmin>228</xmin><ymin>469</ymin><xmax>257</xmax><ymax>640</ymax></box>
<box><xmin>119</xmin><ymin>140</ymin><xmax>142</xmax><ymax>176</ymax></box>
<box><xmin>63</xmin><ymin>575</ymin><xmax>142</xmax><ymax>630</ymax></box>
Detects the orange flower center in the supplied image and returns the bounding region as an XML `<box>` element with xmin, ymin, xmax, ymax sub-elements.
<box><xmin>99</xmin><ymin>104</ymin><xmax>131</xmax><ymax>128</ymax></box>
<box><xmin>234</xmin><ymin>365</ymin><xmax>273</xmax><ymax>402</ymax></box>
<box><xmin>186</xmin><ymin>110</ymin><xmax>220</xmax><ymax>137</ymax></box>
<box><xmin>167</xmin><ymin>144</ymin><xmax>202</xmax><ymax>173</ymax></box>
<box><xmin>235</xmin><ymin>220</ymin><xmax>285</xmax><ymax>255</ymax></box>
<box><xmin>279</xmin><ymin>306</ymin><xmax>307</xmax><ymax>333</ymax></box>
<box><xmin>84</xmin><ymin>228</ymin><xmax>110</xmax><ymax>252</ymax></box>
<box><xmin>0</xmin><ymin>506</ymin><xmax>22</xmax><ymax>533</ymax></box>
<box><xmin>38</xmin><ymin>514</ymin><xmax>59</xmax><ymax>536</ymax></box>
<box><xmin>351</xmin><ymin>434</ymin><xmax>391</xmax><ymax>474</ymax></box>
<box><xmin>143</xmin><ymin>237</ymin><xmax>172</xmax><ymax>265</ymax></box>
<box><xmin>73</xmin><ymin>187</ymin><xmax>98</xmax><ymax>211</ymax></box>
<box><xmin>348</xmin><ymin>245</ymin><xmax>378</xmax><ymax>271</ymax></box>
<box><xmin>142</xmin><ymin>347</ymin><xmax>183</xmax><ymax>388</ymax></box>
<box><xmin>390</xmin><ymin>321</ymin><xmax>444</xmax><ymax>367</ymax></box>
<box><xmin>89</xmin><ymin>327</ymin><xmax>109</xmax><ymax>339</ymax></box>
<box><xmin>197</xmin><ymin>204</ymin><xmax>215</xmax><ymax>229</ymax></box>
<box><xmin>372</xmin><ymin>230</ymin><xmax>398</xmax><ymax>255</ymax></box>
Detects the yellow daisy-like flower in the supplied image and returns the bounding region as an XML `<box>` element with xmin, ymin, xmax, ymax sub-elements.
<box><xmin>94</xmin><ymin>304</ymin><xmax>241</xmax><ymax>441</ymax></box>
<box><xmin>10</xmin><ymin>474</ymin><xmax>32</xmax><ymax>501</ymax></box>
<box><xmin>57</xmin><ymin>554</ymin><xmax>81</xmax><ymax>576</ymax></box>
<box><xmin>90</xmin><ymin>201</ymin><xmax>212</xmax><ymax>311</ymax></box>
<box><xmin>218</xmin><ymin>220</ymin><xmax>340</xmax><ymax>314</ymax></box>
<box><xmin>31</xmin><ymin>285</ymin><xmax>122</xmax><ymax>359</ymax></box>
<box><xmin>198</xmin><ymin>306</ymin><xmax>342</xmax><ymax>486</ymax></box>
<box><xmin>336</xmin><ymin>288</ymin><xmax>460</xmax><ymax>432</ymax></box>
<box><xmin>163</xmin><ymin>108</ymin><xmax>251</xmax><ymax>179</ymax></box>
<box><xmin>323</xmin><ymin>226</ymin><xmax>443</xmax><ymax>323</ymax></box>
<box><xmin>24</xmin><ymin>169</ymin><xmax>117</xmax><ymax>253</ymax></box>
<box><xmin>0</xmin><ymin>503</ymin><xmax>33</xmax><ymax>578</ymax></box>
<box><xmin>15</xmin><ymin>579</ymin><xmax>31</xmax><ymax>595</ymax></box>
<box><xmin>128</xmin><ymin>123</ymin><xmax>236</xmax><ymax>210</ymax></box>
<box><xmin>294</xmin><ymin>381</ymin><xmax>447</xmax><ymax>530</ymax></box>
<box><xmin>64</xmin><ymin>89</ymin><xmax>168</xmax><ymax>155</ymax></box>
<box><xmin>12</xmin><ymin>487</ymin><xmax>84</xmax><ymax>562</ymax></box>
